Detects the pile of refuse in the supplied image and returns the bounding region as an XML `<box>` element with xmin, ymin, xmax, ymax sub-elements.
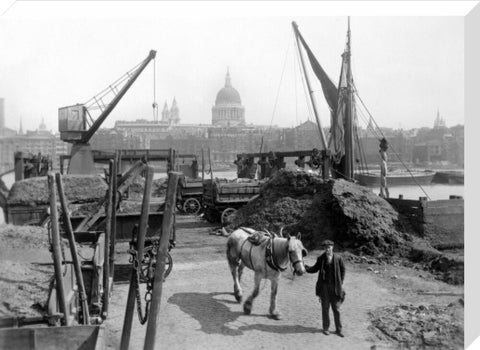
<box><xmin>227</xmin><ymin>169</ymin><xmax>463</xmax><ymax>284</ymax></box>
<box><xmin>7</xmin><ymin>175</ymin><xmax>108</xmax><ymax>206</ymax></box>
<box><xmin>228</xmin><ymin>169</ymin><xmax>410</xmax><ymax>257</ymax></box>
<box><xmin>0</xmin><ymin>224</ymin><xmax>52</xmax><ymax>317</ymax></box>
<box><xmin>369</xmin><ymin>301</ymin><xmax>464</xmax><ymax>349</ymax></box>
<box><xmin>125</xmin><ymin>177</ymin><xmax>169</xmax><ymax>200</ymax></box>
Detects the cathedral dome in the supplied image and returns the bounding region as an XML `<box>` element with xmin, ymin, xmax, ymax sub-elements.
<box><xmin>215</xmin><ymin>70</ymin><xmax>242</xmax><ymax>105</ymax></box>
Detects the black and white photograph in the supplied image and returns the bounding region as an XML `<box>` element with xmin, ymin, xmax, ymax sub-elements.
<box><xmin>0</xmin><ymin>1</ymin><xmax>475</xmax><ymax>349</ymax></box>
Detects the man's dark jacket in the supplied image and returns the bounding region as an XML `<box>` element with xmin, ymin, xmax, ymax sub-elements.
<box><xmin>306</xmin><ymin>253</ymin><xmax>345</xmax><ymax>299</ymax></box>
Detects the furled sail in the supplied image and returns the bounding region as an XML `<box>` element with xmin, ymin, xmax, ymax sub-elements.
<box><xmin>295</xmin><ymin>25</ymin><xmax>347</xmax><ymax>165</ymax></box>
<box><xmin>293</xmin><ymin>20</ymin><xmax>355</xmax><ymax>180</ymax></box>
<box><xmin>294</xmin><ymin>29</ymin><xmax>338</xmax><ymax>114</ymax></box>
<box><xmin>329</xmin><ymin>43</ymin><xmax>350</xmax><ymax>163</ymax></box>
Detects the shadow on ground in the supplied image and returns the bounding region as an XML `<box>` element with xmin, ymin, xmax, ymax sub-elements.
<box><xmin>168</xmin><ymin>292</ymin><xmax>320</xmax><ymax>336</ymax></box>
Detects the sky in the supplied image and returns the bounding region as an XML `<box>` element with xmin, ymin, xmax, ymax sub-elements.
<box><xmin>0</xmin><ymin>1</ymin><xmax>470</xmax><ymax>134</ymax></box>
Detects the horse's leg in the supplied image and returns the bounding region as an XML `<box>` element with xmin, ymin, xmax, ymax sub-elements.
<box><xmin>238</xmin><ymin>261</ymin><xmax>245</xmax><ymax>282</ymax></box>
<box><xmin>227</xmin><ymin>243</ymin><xmax>243</xmax><ymax>302</ymax></box>
<box><xmin>269</xmin><ymin>276</ymin><xmax>281</xmax><ymax>320</ymax></box>
<box><xmin>244</xmin><ymin>272</ymin><xmax>262</xmax><ymax>315</ymax></box>
<box><xmin>232</xmin><ymin>262</ymin><xmax>243</xmax><ymax>302</ymax></box>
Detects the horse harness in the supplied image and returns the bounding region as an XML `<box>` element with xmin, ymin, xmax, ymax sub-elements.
<box><xmin>239</xmin><ymin>228</ymin><xmax>299</xmax><ymax>272</ymax></box>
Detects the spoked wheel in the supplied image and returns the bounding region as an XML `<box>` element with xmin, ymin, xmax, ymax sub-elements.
<box><xmin>221</xmin><ymin>207</ymin><xmax>237</xmax><ymax>226</ymax></box>
<box><xmin>164</xmin><ymin>251</ymin><xmax>173</xmax><ymax>279</ymax></box>
<box><xmin>183</xmin><ymin>198</ymin><xmax>201</xmax><ymax>215</ymax></box>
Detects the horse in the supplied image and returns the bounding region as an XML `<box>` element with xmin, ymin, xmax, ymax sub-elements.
<box><xmin>225</xmin><ymin>227</ymin><xmax>307</xmax><ymax>320</ymax></box>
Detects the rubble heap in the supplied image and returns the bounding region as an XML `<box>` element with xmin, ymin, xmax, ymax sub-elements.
<box><xmin>7</xmin><ymin>175</ymin><xmax>108</xmax><ymax>205</ymax></box>
<box><xmin>228</xmin><ymin>169</ymin><xmax>463</xmax><ymax>284</ymax></box>
<box><xmin>229</xmin><ymin>169</ymin><xmax>410</xmax><ymax>257</ymax></box>
<box><xmin>369</xmin><ymin>301</ymin><xmax>464</xmax><ymax>349</ymax></box>
<box><xmin>126</xmin><ymin>177</ymin><xmax>169</xmax><ymax>200</ymax></box>
<box><xmin>0</xmin><ymin>224</ymin><xmax>52</xmax><ymax>317</ymax></box>
<box><xmin>0</xmin><ymin>224</ymin><xmax>49</xmax><ymax>249</ymax></box>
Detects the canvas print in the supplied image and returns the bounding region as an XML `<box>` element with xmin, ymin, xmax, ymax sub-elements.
<box><xmin>0</xmin><ymin>3</ymin><xmax>467</xmax><ymax>349</ymax></box>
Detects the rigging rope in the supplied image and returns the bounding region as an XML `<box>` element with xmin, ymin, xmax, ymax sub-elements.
<box><xmin>258</xmin><ymin>32</ymin><xmax>291</xmax><ymax>154</ymax></box>
<box><xmin>152</xmin><ymin>58</ymin><xmax>158</xmax><ymax>122</ymax></box>
<box><xmin>353</xmin><ymin>84</ymin><xmax>431</xmax><ymax>199</ymax></box>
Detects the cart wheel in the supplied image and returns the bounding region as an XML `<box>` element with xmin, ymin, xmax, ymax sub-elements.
<box><xmin>183</xmin><ymin>198</ymin><xmax>201</xmax><ymax>215</ymax></box>
<box><xmin>163</xmin><ymin>251</ymin><xmax>173</xmax><ymax>279</ymax></box>
<box><xmin>221</xmin><ymin>207</ymin><xmax>237</xmax><ymax>226</ymax></box>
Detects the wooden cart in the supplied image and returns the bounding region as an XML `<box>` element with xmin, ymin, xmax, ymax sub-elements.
<box><xmin>202</xmin><ymin>178</ymin><xmax>263</xmax><ymax>224</ymax></box>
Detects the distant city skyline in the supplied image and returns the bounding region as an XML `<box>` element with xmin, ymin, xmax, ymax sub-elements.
<box><xmin>0</xmin><ymin>2</ymin><xmax>467</xmax><ymax>134</ymax></box>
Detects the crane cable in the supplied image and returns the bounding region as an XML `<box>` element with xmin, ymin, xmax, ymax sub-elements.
<box><xmin>152</xmin><ymin>57</ymin><xmax>158</xmax><ymax>122</ymax></box>
<box><xmin>258</xmin><ymin>33</ymin><xmax>291</xmax><ymax>155</ymax></box>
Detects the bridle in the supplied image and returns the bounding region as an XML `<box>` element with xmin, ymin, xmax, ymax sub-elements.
<box><xmin>269</xmin><ymin>236</ymin><xmax>305</xmax><ymax>273</ymax></box>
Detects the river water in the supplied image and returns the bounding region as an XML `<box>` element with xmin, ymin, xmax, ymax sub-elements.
<box><xmin>0</xmin><ymin>171</ymin><xmax>464</xmax><ymax>224</ymax></box>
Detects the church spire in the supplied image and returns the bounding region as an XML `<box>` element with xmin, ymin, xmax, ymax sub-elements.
<box><xmin>39</xmin><ymin>117</ymin><xmax>46</xmax><ymax>131</ymax></box>
<box><xmin>19</xmin><ymin>117</ymin><xmax>23</xmax><ymax>134</ymax></box>
<box><xmin>225</xmin><ymin>67</ymin><xmax>232</xmax><ymax>88</ymax></box>
<box><xmin>170</xmin><ymin>97</ymin><xmax>180</xmax><ymax>124</ymax></box>
<box><xmin>161</xmin><ymin>101</ymin><xmax>169</xmax><ymax>122</ymax></box>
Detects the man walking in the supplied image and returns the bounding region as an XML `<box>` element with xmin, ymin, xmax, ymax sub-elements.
<box><xmin>306</xmin><ymin>240</ymin><xmax>345</xmax><ymax>337</ymax></box>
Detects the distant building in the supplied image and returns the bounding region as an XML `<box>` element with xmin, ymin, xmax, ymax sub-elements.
<box><xmin>211</xmin><ymin>69</ymin><xmax>245</xmax><ymax>127</ymax></box>
<box><xmin>0</xmin><ymin>119</ymin><xmax>68</xmax><ymax>172</ymax></box>
<box><xmin>160</xmin><ymin>98</ymin><xmax>181</xmax><ymax>125</ymax></box>
<box><xmin>434</xmin><ymin>109</ymin><xmax>447</xmax><ymax>129</ymax></box>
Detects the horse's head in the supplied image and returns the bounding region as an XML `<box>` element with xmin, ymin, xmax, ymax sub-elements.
<box><xmin>286</xmin><ymin>232</ymin><xmax>307</xmax><ymax>276</ymax></box>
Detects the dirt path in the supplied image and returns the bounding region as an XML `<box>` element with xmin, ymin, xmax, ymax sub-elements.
<box><xmin>104</xmin><ymin>215</ymin><xmax>464</xmax><ymax>350</ymax></box>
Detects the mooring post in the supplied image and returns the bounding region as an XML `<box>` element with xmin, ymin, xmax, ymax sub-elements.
<box><xmin>120</xmin><ymin>165</ymin><xmax>154</xmax><ymax>350</ymax></box>
<box><xmin>47</xmin><ymin>174</ymin><xmax>70</xmax><ymax>326</ymax></box>
<box><xmin>55</xmin><ymin>173</ymin><xmax>90</xmax><ymax>325</ymax></box>
<box><xmin>102</xmin><ymin>160</ymin><xmax>115</xmax><ymax>320</ymax></box>
<box><xmin>109</xmin><ymin>155</ymin><xmax>118</xmax><ymax>288</ymax></box>
<box><xmin>144</xmin><ymin>172</ymin><xmax>180</xmax><ymax>350</ymax></box>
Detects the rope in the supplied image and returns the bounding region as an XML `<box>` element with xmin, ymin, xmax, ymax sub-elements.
<box><xmin>353</xmin><ymin>85</ymin><xmax>431</xmax><ymax>199</ymax></box>
<box><xmin>256</xmin><ymin>34</ymin><xmax>291</xmax><ymax>154</ymax></box>
<box><xmin>152</xmin><ymin>58</ymin><xmax>158</xmax><ymax>122</ymax></box>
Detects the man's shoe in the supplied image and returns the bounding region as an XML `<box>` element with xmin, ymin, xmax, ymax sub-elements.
<box><xmin>335</xmin><ymin>330</ymin><xmax>344</xmax><ymax>337</ymax></box>
<box><xmin>322</xmin><ymin>330</ymin><xmax>329</xmax><ymax>335</ymax></box>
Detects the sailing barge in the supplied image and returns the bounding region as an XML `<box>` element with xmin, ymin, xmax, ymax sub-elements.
<box><xmin>355</xmin><ymin>170</ymin><xmax>436</xmax><ymax>187</ymax></box>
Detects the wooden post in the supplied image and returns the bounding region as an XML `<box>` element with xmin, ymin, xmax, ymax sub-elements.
<box><xmin>109</xmin><ymin>155</ymin><xmax>118</xmax><ymax>282</ymax></box>
<box><xmin>144</xmin><ymin>172</ymin><xmax>180</xmax><ymax>350</ymax></box>
<box><xmin>321</xmin><ymin>150</ymin><xmax>331</xmax><ymax>180</ymax></box>
<box><xmin>47</xmin><ymin>174</ymin><xmax>70</xmax><ymax>326</ymax></box>
<box><xmin>55</xmin><ymin>173</ymin><xmax>90</xmax><ymax>325</ymax></box>
<box><xmin>102</xmin><ymin>160</ymin><xmax>115</xmax><ymax>320</ymax></box>
<box><xmin>201</xmin><ymin>148</ymin><xmax>205</xmax><ymax>183</ymax></box>
<box><xmin>120</xmin><ymin>165</ymin><xmax>154</xmax><ymax>350</ymax></box>
<box><xmin>208</xmin><ymin>147</ymin><xmax>213</xmax><ymax>181</ymax></box>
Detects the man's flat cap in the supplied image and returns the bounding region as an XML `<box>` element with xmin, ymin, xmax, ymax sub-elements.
<box><xmin>322</xmin><ymin>240</ymin><xmax>334</xmax><ymax>246</ymax></box>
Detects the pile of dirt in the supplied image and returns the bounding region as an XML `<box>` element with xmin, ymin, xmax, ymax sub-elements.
<box><xmin>7</xmin><ymin>175</ymin><xmax>108</xmax><ymax>206</ymax></box>
<box><xmin>0</xmin><ymin>260</ymin><xmax>52</xmax><ymax>318</ymax></box>
<box><xmin>228</xmin><ymin>169</ymin><xmax>463</xmax><ymax>284</ymax></box>
<box><xmin>126</xmin><ymin>177</ymin><xmax>169</xmax><ymax>200</ymax></box>
<box><xmin>0</xmin><ymin>224</ymin><xmax>49</xmax><ymax>249</ymax></box>
<box><xmin>369</xmin><ymin>301</ymin><xmax>464</xmax><ymax>349</ymax></box>
<box><xmin>229</xmin><ymin>169</ymin><xmax>409</xmax><ymax>257</ymax></box>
